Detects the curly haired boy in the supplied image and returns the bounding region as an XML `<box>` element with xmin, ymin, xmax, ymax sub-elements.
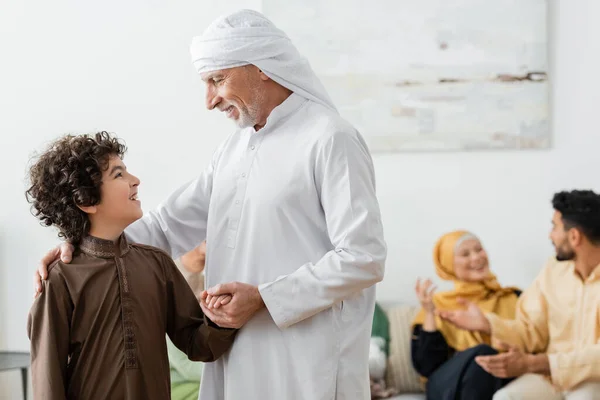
<box><xmin>26</xmin><ymin>132</ymin><xmax>235</xmax><ymax>400</ymax></box>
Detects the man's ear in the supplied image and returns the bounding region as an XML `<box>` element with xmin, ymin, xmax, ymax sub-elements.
<box><xmin>258</xmin><ymin>69</ymin><xmax>270</xmax><ymax>81</ymax></box>
<box><xmin>568</xmin><ymin>227</ymin><xmax>583</xmax><ymax>247</ymax></box>
<box><xmin>77</xmin><ymin>204</ymin><xmax>97</xmax><ymax>215</ymax></box>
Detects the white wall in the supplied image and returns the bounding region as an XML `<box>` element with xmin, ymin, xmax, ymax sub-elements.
<box><xmin>376</xmin><ymin>0</ymin><xmax>599</xmax><ymax>302</ymax></box>
<box><xmin>1</xmin><ymin>0</ymin><xmax>598</xmax><ymax>397</ymax></box>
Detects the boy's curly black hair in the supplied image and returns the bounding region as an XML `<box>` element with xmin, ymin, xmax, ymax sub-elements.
<box><xmin>552</xmin><ymin>189</ymin><xmax>600</xmax><ymax>244</ymax></box>
<box><xmin>26</xmin><ymin>131</ymin><xmax>127</xmax><ymax>244</ymax></box>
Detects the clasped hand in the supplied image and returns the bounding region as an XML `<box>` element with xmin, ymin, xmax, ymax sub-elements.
<box><xmin>200</xmin><ymin>282</ymin><xmax>265</xmax><ymax>329</ymax></box>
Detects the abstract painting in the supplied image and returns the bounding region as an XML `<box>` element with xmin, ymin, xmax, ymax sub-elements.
<box><xmin>263</xmin><ymin>0</ymin><xmax>549</xmax><ymax>152</ymax></box>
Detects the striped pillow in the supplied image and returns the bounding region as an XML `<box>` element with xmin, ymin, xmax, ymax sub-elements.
<box><xmin>385</xmin><ymin>305</ymin><xmax>424</xmax><ymax>393</ymax></box>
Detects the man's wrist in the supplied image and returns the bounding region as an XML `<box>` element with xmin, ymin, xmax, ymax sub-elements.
<box><xmin>526</xmin><ymin>353</ymin><xmax>551</xmax><ymax>375</ymax></box>
<box><xmin>254</xmin><ymin>286</ymin><xmax>265</xmax><ymax>310</ymax></box>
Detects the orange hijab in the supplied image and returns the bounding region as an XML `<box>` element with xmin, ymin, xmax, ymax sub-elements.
<box><xmin>412</xmin><ymin>230</ymin><xmax>520</xmax><ymax>351</ymax></box>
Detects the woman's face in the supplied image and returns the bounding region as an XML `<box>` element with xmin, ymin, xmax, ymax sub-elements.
<box><xmin>453</xmin><ymin>238</ymin><xmax>490</xmax><ymax>282</ymax></box>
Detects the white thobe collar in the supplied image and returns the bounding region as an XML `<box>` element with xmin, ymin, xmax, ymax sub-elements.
<box><xmin>252</xmin><ymin>93</ymin><xmax>307</xmax><ymax>134</ymax></box>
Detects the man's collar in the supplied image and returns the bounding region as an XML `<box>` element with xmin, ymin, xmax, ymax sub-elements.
<box><xmin>258</xmin><ymin>93</ymin><xmax>306</xmax><ymax>133</ymax></box>
<box><xmin>589</xmin><ymin>262</ymin><xmax>600</xmax><ymax>282</ymax></box>
<box><xmin>568</xmin><ymin>260</ymin><xmax>600</xmax><ymax>282</ymax></box>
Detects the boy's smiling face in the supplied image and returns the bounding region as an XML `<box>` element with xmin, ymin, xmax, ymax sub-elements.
<box><xmin>90</xmin><ymin>155</ymin><xmax>143</xmax><ymax>231</ymax></box>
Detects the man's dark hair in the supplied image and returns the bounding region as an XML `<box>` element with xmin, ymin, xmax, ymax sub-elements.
<box><xmin>552</xmin><ymin>190</ymin><xmax>600</xmax><ymax>245</ymax></box>
<box><xmin>26</xmin><ymin>131</ymin><xmax>127</xmax><ymax>244</ymax></box>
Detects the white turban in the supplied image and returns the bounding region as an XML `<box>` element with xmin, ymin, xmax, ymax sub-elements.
<box><xmin>189</xmin><ymin>9</ymin><xmax>337</xmax><ymax>112</ymax></box>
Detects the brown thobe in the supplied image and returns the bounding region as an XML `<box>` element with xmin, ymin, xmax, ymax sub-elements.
<box><xmin>27</xmin><ymin>234</ymin><xmax>236</xmax><ymax>400</ymax></box>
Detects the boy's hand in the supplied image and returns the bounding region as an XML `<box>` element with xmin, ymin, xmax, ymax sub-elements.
<box><xmin>200</xmin><ymin>282</ymin><xmax>265</xmax><ymax>329</ymax></box>
<box><xmin>204</xmin><ymin>294</ymin><xmax>232</xmax><ymax>309</ymax></box>
<box><xmin>33</xmin><ymin>243</ymin><xmax>74</xmax><ymax>297</ymax></box>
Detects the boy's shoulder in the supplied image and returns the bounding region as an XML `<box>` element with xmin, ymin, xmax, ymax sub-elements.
<box><xmin>34</xmin><ymin>259</ymin><xmax>72</xmax><ymax>304</ymax></box>
<box><xmin>46</xmin><ymin>258</ymin><xmax>70</xmax><ymax>281</ymax></box>
<box><xmin>44</xmin><ymin>255</ymin><xmax>90</xmax><ymax>286</ymax></box>
<box><xmin>128</xmin><ymin>243</ymin><xmax>175</xmax><ymax>264</ymax></box>
<box><xmin>47</xmin><ymin>258</ymin><xmax>62</xmax><ymax>275</ymax></box>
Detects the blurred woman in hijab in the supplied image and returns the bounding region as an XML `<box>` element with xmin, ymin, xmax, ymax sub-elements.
<box><xmin>411</xmin><ymin>230</ymin><xmax>521</xmax><ymax>400</ymax></box>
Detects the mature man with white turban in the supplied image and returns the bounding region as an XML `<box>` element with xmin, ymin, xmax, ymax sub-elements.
<box><xmin>34</xmin><ymin>9</ymin><xmax>386</xmax><ymax>400</ymax></box>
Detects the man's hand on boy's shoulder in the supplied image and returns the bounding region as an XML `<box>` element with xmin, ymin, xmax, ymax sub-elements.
<box><xmin>34</xmin><ymin>242</ymin><xmax>74</xmax><ymax>297</ymax></box>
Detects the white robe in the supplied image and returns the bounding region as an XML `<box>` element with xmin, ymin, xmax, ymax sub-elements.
<box><xmin>126</xmin><ymin>93</ymin><xmax>387</xmax><ymax>400</ymax></box>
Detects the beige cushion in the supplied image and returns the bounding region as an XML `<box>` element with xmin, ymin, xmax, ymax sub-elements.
<box><xmin>385</xmin><ymin>305</ymin><xmax>424</xmax><ymax>393</ymax></box>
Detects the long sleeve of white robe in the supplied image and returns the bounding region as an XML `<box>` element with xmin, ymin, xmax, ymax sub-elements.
<box><xmin>258</xmin><ymin>129</ymin><xmax>386</xmax><ymax>329</ymax></box>
<box><xmin>124</xmin><ymin>146</ymin><xmax>222</xmax><ymax>259</ymax></box>
<box><xmin>127</xmin><ymin>97</ymin><xmax>386</xmax><ymax>327</ymax></box>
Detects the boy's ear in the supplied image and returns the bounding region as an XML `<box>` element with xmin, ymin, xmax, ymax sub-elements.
<box><xmin>77</xmin><ymin>204</ymin><xmax>97</xmax><ymax>215</ymax></box>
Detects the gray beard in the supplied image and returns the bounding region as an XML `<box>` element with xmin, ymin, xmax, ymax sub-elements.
<box><xmin>236</xmin><ymin>85</ymin><xmax>264</xmax><ymax>129</ymax></box>
<box><xmin>235</xmin><ymin>110</ymin><xmax>255</xmax><ymax>128</ymax></box>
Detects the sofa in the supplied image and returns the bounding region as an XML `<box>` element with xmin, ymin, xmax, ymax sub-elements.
<box><xmin>381</xmin><ymin>304</ymin><xmax>426</xmax><ymax>400</ymax></box>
